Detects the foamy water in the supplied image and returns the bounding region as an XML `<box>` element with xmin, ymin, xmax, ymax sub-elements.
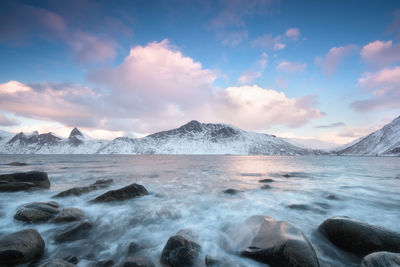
<box><xmin>0</xmin><ymin>155</ymin><xmax>399</xmax><ymax>266</ymax></box>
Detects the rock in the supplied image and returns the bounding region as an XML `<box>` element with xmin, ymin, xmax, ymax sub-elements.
<box><xmin>54</xmin><ymin>221</ymin><xmax>93</xmax><ymax>243</ymax></box>
<box><xmin>120</xmin><ymin>256</ymin><xmax>155</xmax><ymax>267</ymax></box>
<box><xmin>227</xmin><ymin>215</ymin><xmax>319</xmax><ymax>267</ymax></box>
<box><xmin>258</xmin><ymin>179</ymin><xmax>274</xmax><ymax>183</ymax></box>
<box><xmin>223</xmin><ymin>189</ymin><xmax>241</xmax><ymax>195</ymax></box>
<box><xmin>260</xmin><ymin>185</ymin><xmax>271</xmax><ymax>190</ymax></box>
<box><xmin>324</xmin><ymin>194</ymin><xmax>340</xmax><ymax>200</ymax></box>
<box><xmin>63</xmin><ymin>255</ymin><xmax>79</xmax><ymax>264</ymax></box>
<box><xmin>0</xmin><ymin>181</ymin><xmax>36</xmax><ymax>192</ymax></box>
<box><xmin>92</xmin><ymin>183</ymin><xmax>148</xmax><ymax>202</ymax></box>
<box><xmin>361</xmin><ymin>251</ymin><xmax>400</xmax><ymax>267</ymax></box>
<box><xmin>318</xmin><ymin>216</ymin><xmax>400</xmax><ymax>256</ymax></box>
<box><xmin>5</xmin><ymin>162</ymin><xmax>28</xmax><ymax>166</ymax></box>
<box><xmin>94</xmin><ymin>260</ymin><xmax>114</xmax><ymax>267</ymax></box>
<box><xmin>14</xmin><ymin>201</ymin><xmax>60</xmax><ymax>223</ymax></box>
<box><xmin>160</xmin><ymin>229</ymin><xmax>201</xmax><ymax>267</ymax></box>
<box><xmin>287</xmin><ymin>204</ymin><xmax>312</xmax><ymax>211</ymax></box>
<box><xmin>128</xmin><ymin>242</ymin><xmax>140</xmax><ymax>255</ymax></box>
<box><xmin>205</xmin><ymin>255</ymin><xmax>223</xmax><ymax>266</ymax></box>
<box><xmin>53</xmin><ymin>179</ymin><xmax>113</xmax><ymax>198</ymax></box>
<box><xmin>0</xmin><ymin>171</ymin><xmax>50</xmax><ymax>189</ymax></box>
<box><xmin>55</xmin><ymin>208</ymin><xmax>84</xmax><ymax>223</ymax></box>
<box><xmin>0</xmin><ymin>229</ymin><xmax>45</xmax><ymax>265</ymax></box>
<box><xmin>38</xmin><ymin>258</ymin><xmax>77</xmax><ymax>267</ymax></box>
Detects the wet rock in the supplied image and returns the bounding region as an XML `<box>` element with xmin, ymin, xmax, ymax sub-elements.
<box><xmin>0</xmin><ymin>229</ymin><xmax>45</xmax><ymax>265</ymax></box>
<box><xmin>120</xmin><ymin>256</ymin><xmax>155</xmax><ymax>267</ymax></box>
<box><xmin>94</xmin><ymin>260</ymin><xmax>114</xmax><ymax>267</ymax></box>
<box><xmin>324</xmin><ymin>194</ymin><xmax>340</xmax><ymax>200</ymax></box>
<box><xmin>53</xmin><ymin>179</ymin><xmax>113</xmax><ymax>198</ymax></box>
<box><xmin>258</xmin><ymin>179</ymin><xmax>274</xmax><ymax>183</ymax></box>
<box><xmin>128</xmin><ymin>242</ymin><xmax>140</xmax><ymax>255</ymax></box>
<box><xmin>0</xmin><ymin>181</ymin><xmax>36</xmax><ymax>192</ymax></box>
<box><xmin>227</xmin><ymin>215</ymin><xmax>320</xmax><ymax>267</ymax></box>
<box><xmin>361</xmin><ymin>251</ymin><xmax>400</xmax><ymax>267</ymax></box>
<box><xmin>161</xmin><ymin>229</ymin><xmax>201</xmax><ymax>267</ymax></box>
<box><xmin>93</xmin><ymin>183</ymin><xmax>148</xmax><ymax>202</ymax></box>
<box><xmin>318</xmin><ymin>216</ymin><xmax>400</xmax><ymax>256</ymax></box>
<box><xmin>5</xmin><ymin>162</ymin><xmax>28</xmax><ymax>166</ymax></box>
<box><xmin>14</xmin><ymin>201</ymin><xmax>60</xmax><ymax>223</ymax></box>
<box><xmin>287</xmin><ymin>204</ymin><xmax>312</xmax><ymax>210</ymax></box>
<box><xmin>63</xmin><ymin>255</ymin><xmax>79</xmax><ymax>264</ymax></box>
<box><xmin>0</xmin><ymin>171</ymin><xmax>50</xmax><ymax>189</ymax></box>
<box><xmin>205</xmin><ymin>255</ymin><xmax>223</xmax><ymax>266</ymax></box>
<box><xmin>223</xmin><ymin>189</ymin><xmax>241</xmax><ymax>195</ymax></box>
<box><xmin>38</xmin><ymin>258</ymin><xmax>77</xmax><ymax>267</ymax></box>
<box><xmin>282</xmin><ymin>174</ymin><xmax>291</xmax><ymax>178</ymax></box>
<box><xmin>260</xmin><ymin>185</ymin><xmax>271</xmax><ymax>190</ymax></box>
<box><xmin>55</xmin><ymin>208</ymin><xmax>84</xmax><ymax>223</ymax></box>
<box><xmin>54</xmin><ymin>221</ymin><xmax>93</xmax><ymax>243</ymax></box>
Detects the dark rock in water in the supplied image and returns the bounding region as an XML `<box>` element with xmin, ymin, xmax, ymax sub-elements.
<box><xmin>55</xmin><ymin>208</ymin><xmax>84</xmax><ymax>223</ymax></box>
<box><xmin>54</xmin><ymin>221</ymin><xmax>93</xmax><ymax>243</ymax></box>
<box><xmin>53</xmin><ymin>179</ymin><xmax>113</xmax><ymax>198</ymax></box>
<box><xmin>227</xmin><ymin>215</ymin><xmax>320</xmax><ymax>267</ymax></box>
<box><xmin>361</xmin><ymin>251</ymin><xmax>400</xmax><ymax>267</ymax></box>
<box><xmin>0</xmin><ymin>181</ymin><xmax>36</xmax><ymax>192</ymax></box>
<box><xmin>205</xmin><ymin>255</ymin><xmax>223</xmax><ymax>266</ymax></box>
<box><xmin>63</xmin><ymin>255</ymin><xmax>79</xmax><ymax>264</ymax></box>
<box><xmin>0</xmin><ymin>171</ymin><xmax>50</xmax><ymax>189</ymax></box>
<box><xmin>0</xmin><ymin>229</ymin><xmax>45</xmax><ymax>265</ymax></box>
<box><xmin>287</xmin><ymin>204</ymin><xmax>312</xmax><ymax>211</ymax></box>
<box><xmin>38</xmin><ymin>258</ymin><xmax>77</xmax><ymax>267</ymax></box>
<box><xmin>259</xmin><ymin>179</ymin><xmax>274</xmax><ymax>183</ymax></box>
<box><xmin>318</xmin><ymin>216</ymin><xmax>400</xmax><ymax>256</ymax></box>
<box><xmin>120</xmin><ymin>256</ymin><xmax>155</xmax><ymax>267</ymax></box>
<box><xmin>282</xmin><ymin>174</ymin><xmax>291</xmax><ymax>178</ymax></box>
<box><xmin>223</xmin><ymin>189</ymin><xmax>241</xmax><ymax>195</ymax></box>
<box><xmin>324</xmin><ymin>194</ymin><xmax>340</xmax><ymax>200</ymax></box>
<box><xmin>92</xmin><ymin>183</ymin><xmax>148</xmax><ymax>202</ymax></box>
<box><xmin>93</xmin><ymin>260</ymin><xmax>114</xmax><ymax>267</ymax></box>
<box><xmin>161</xmin><ymin>229</ymin><xmax>201</xmax><ymax>267</ymax></box>
<box><xmin>128</xmin><ymin>242</ymin><xmax>140</xmax><ymax>255</ymax></box>
<box><xmin>5</xmin><ymin>162</ymin><xmax>28</xmax><ymax>166</ymax></box>
<box><xmin>14</xmin><ymin>201</ymin><xmax>60</xmax><ymax>223</ymax></box>
<box><xmin>260</xmin><ymin>185</ymin><xmax>271</xmax><ymax>190</ymax></box>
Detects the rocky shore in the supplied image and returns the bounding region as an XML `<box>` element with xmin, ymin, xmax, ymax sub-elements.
<box><xmin>0</xmin><ymin>170</ymin><xmax>400</xmax><ymax>267</ymax></box>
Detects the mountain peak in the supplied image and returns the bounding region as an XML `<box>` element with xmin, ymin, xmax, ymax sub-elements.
<box><xmin>179</xmin><ymin>120</ymin><xmax>202</xmax><ymax>132</ymax></box>
<box><xmin>69</xmin><ymin>127</ymin><xmax>83</xmax><ymax>138</ymax></box>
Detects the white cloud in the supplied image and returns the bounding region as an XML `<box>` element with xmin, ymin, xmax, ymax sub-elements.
<box><xmin>320</xmin><ymin>44</ymin><xmax>358</xmax><ymax>75</ymax></box>
<box><xmin>361</xmin><ymin>40</ymin><xmax>400</xmax><ymax>68</ymax></box>
<box><xmin>277</xmin><ymin>60</ymin><xmax>306</xmax><ymax>72</ymax></box>
<box><xmin>238</xmin><ymin>52</ymin><xmax>268</xmax><ymax>84</ymax></box>
<box><xmin>285</xmin><ymin>28</ymin><xmax>300</xmax><ymax>41</ymax></box>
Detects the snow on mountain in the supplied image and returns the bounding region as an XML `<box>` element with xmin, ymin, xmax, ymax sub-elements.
<box><xmin>337</xmin><ymin>116</ymin><xmax>400</xmax><ymax>156</ymax></box>
<box><xmin>0</xmin><ymin>121</ymin><xmax>317</xmax><ymax>155</ymax></box>
<box><xmin>284</xmin><ymin>137</ymin><xmax>340</xmax><ymax>150</ymax></box>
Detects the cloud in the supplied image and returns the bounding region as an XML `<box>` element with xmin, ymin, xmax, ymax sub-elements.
<box><xmin>320</xmin><ymin>44</ymin><xmax>358</xmax><ymax>75</ymax></box>
<box><xmin>387</xmin><ymin>9</ymin><xmax>400</xmax><ymax>38</ymax></box>
<box><xmin>285</xmin><ymin>28</ymin><xmax>300</xmax><ymax>41</ymax></box>
<box><xmin>361</xmin><ymin>40</ymin><xmax>400</xmax><ymax>68</ymax></box>
<box><xmin>237</xmin><ymin>52</ymin><xmax>268</xmax><ymax>84</ymax></box>
<box><xmin>211</xmin><ymin>85</ymin><xmax>324</xmax><ymax>129</ymax></box>
<box><xmin>252</xmin><ymin>34</ymin><xmax>285</xmax><ymax>50</ymax></box>
<box><xmin>220</xmin><ymin>30</ymin><xmax>248</xmax><ymax>46</ymax></box>
<box><xmin>277</xmin><ymin>60</ymin><xmax>306</xmax><ymax>72</ymax></box>
<box><xmin>351</xmin><ymin>66</ymin><xmax>400</xmax><ymax>112</ymax></box>
<box><xmin>314</xmin><ymin>122</ymin><xmax>345</xmax><ymax>129</ymax></box>
<box><xmin>0</xmin><ymin>113</ymin><xmax>20</xmax><ymax>126</ymax></box>
<box><xmin>0</xmin><ymin>40</ymin><xmax>323</xmax><ymax>135</ymax></box>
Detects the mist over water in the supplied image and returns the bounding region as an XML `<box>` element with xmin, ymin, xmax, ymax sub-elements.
<box><xmin>0</xmin><ymin>155</ymin><xmax>399</xmax><ymax>266</ymax></box>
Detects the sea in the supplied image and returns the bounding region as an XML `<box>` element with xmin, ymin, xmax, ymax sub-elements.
<box><xmin>0</xmin><ymin>155</ymin><xmax>399</xmax><ymax>266</ymax></box>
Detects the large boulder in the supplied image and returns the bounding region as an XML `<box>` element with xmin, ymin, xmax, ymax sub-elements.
<box><xmin>361</xmin><ymin>251</ymin><xmax>400</xmax><ymax>267</ymax></box>
<box><xmin>0</xmin><ymin>229</ymin><xmax>45</xmax><ymax>265</ymax></box>
<box><xmin>53</xmin><ymin>179</ymin><xmax>113</xmax><ymax>198</ymax></box>
<box><xmin>227</xmin><ymin>215</ymin><xmax>319</xmax><ymax>267</ymax></box>
<box><xmin>0</xmin><ymin>171</ymin><xmax>50</xmax><ymax>189</ymax></box>
<box><xmin>120</xmin><ymin>256</ymin><xmax>155</xmax><ymax>267</ymax></box>
<box><xmin>55</xmin><ymin>208</ymin><xmax>85</xmax><ymax>223</ymax></box>
<box><xmin>92</xmin><ymin>183</ymin><xmax>148</xmax><ymax>202</ymax></box>
<box><xmin>54</xmin><ymin>221</ymin><xmax>93</xmax><ymax>243</ymax></box>
<box><xmin>160</xmin><ymin>229</ymin><xmax>201</xmax><ymax>266</ymax></box>
<box><xmin>318</xmin><ymin>216</ymin><xmax>400</xmax><ymax>256</ymax></box>
<box><xmin>14</xmin><ymin>201</ymin><xmax>60</xmax><ymax>223</ymax></box>
<box><xmin>0</xmin><ymin>181</ymin><xmax>36</xmax><ymax>192</ymax></box>
<box><xmin>38</xmin><ymin>258</ymin><xmax>77</xmax><ymax>267</ymax></box>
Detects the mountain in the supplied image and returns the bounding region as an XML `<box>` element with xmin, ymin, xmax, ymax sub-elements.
<box><xmin>337</xmin><ymin>116</ymin><xmax>400</xmax><ymax>156</ymax></box>
<box><xmin>0</xmin><ymin>120</ymin><xmax>317</xmax><ymax>155</ymax></box>
<box><xmin>284</xmin><ymin>137</ymin><xmax>340</xmax><ymax>150</ymax></box>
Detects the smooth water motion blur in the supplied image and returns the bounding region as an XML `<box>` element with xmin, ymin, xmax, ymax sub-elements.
<box><xmin>0</xmin><ymin>155</ymin><xmax>399</xmax><ymax>266</ymax></box>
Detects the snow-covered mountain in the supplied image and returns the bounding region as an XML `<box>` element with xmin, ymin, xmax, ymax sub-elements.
<box><xmin>0</xmin><ymin>120</ymin><xmax>317</xmax><ymax>155</ymax></box>
<box><xmin>337</xmin><ymin>116</ymin><xmax>400</xmax><ymax>156</ymax></box>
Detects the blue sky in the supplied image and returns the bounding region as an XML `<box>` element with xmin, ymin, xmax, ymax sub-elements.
<box><xmin>0</xmin><ymin>0</ymin><xmax>399</xmax><ymax>144</ymax></box>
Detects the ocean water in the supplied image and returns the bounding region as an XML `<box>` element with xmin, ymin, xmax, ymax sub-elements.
<box><xmin>0</xmin><ymin>155</ymin><xmax>399</xmax><ymax>266</ymax></box>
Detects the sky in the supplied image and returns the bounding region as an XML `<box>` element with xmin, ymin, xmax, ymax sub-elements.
<box><xmin>0</xmin><ymin>0</ymin><xmax>400</xmax><ymax>144</ymax></box>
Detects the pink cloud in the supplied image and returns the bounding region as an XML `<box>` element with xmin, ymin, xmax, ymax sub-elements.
<box><xmin>285</xmin><ymin>28</ymin><xmax>300</xmax><ymax>41</ymax></box>
<box><xmin>252</xmin><ymin>34</ymin><xmax>285</xmax><ymax>50</ymax></box>
<box><xmin>0</xmin><ymin>113</ymin><xmax>19</xmax><ymax>126</ymax></box>
<box><xmin>352</xmin><ymin>66</ymin><xmax>400</xmax><ymax>112</ymax></box>
<box><xmin>220</xmin><ymin>30</ymin><xmax>248</xmax><ymax>46</ymax></box>
<box><xmin>387</xmin><ymin>9</ymin><xmax>400</xmax><ymax>38</ymax></box>
<box><xmin>277</xmin><ymin>60</ymin><xmax>306</xmax><ymax>72</ymax></box>
<box><xmin>361</xmin><ymin>40</ymin><xmax>400</xmax><ymax>68</ymax></box>
<box><xmin>321</xmin><ymin>44</ymin><xmax>358</xmax><ymax>75</ymax></box>
<box><xmin>238</xmin><ymin>52</ymin><xmax>268</xmax><ymax>84</ymax></box>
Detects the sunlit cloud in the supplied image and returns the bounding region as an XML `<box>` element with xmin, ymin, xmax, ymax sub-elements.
<box><xmin>285</xmin><ymin>28</ymin><xmax>300</xmax><ymax>41</ymax></box>
<box><xmin>320</xmin><ymin>44</ymin><xmax>358</xmax><ymax>75</ymax></box>
<box><xmin>277</xmin><ymin>60</ymin><xmax>306</xmax><ymax>72</ymax></box>
<box><xmin>237</xmin><ymin>52</ymin><xmax>268</xmax><ymax>84</ymax></box>
<box><xmin>361</xmin><ymin>40</ymin><xmax>400</xmax><ymax>68</ymax></box>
